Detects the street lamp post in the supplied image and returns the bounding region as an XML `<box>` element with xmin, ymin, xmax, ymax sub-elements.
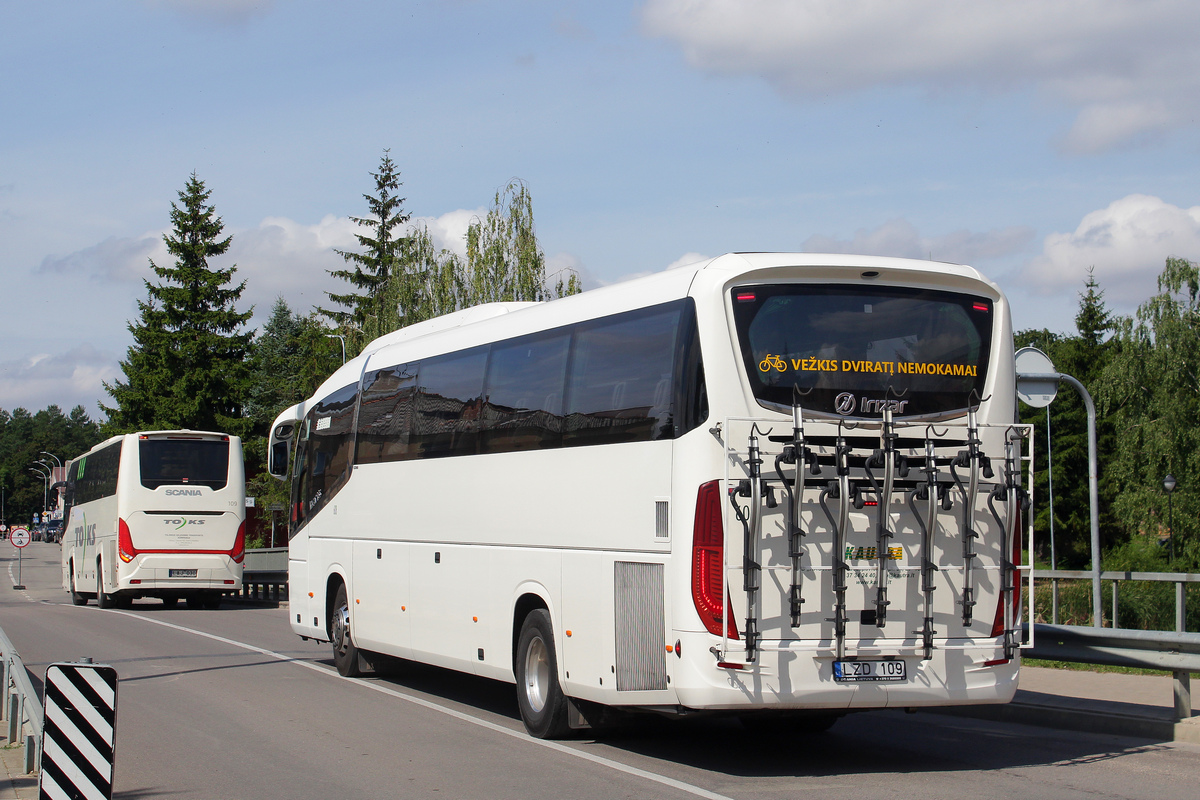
<box><xmin>30</xmin><ymin>465</ymin><xmax>50</xmax><ymax>526</ymax></box>
<box><xmin>326</xmin><ymin>333</ymin><xmax>347</xmax><ymax>365</ymax></box>
<box><xmin>1164</xmin><ymin>474</ymin><xmax>1177</xmax><ymax>563</ymax></box>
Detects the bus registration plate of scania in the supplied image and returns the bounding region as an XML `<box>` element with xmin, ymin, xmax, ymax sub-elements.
<box><xmin>169</xmin><ymin>569</ymin><xmax>198</xmax><ymax>578</ymax></box>
<box><xmin>833</xmin><ymin>659</ymin><xmax>906</xmax><ymax>682</ymax></box>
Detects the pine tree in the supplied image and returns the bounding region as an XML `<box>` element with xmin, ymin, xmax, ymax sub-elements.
<box><xmin>319</xmin><ymin>151</ymin><xmax>413</xmax><ymax>352</ymax></box>
<box><xmin>102</xmin><ymin>173</ymin><xmax>252</xmax><ymax>435</ymax></box>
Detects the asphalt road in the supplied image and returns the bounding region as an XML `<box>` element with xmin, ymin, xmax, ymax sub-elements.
<box><xmin>3</xmin><ymin>541</ymin><xmax>1199</xmax><ymax>800</ymax></box>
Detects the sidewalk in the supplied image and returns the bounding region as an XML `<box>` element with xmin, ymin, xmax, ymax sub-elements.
<box><xmin>0</xmin><ymin>733</ymin><xmax>36</xmax><ymax>800</ymax></box>
<box><xmin>933</xmin><ymin>665</ymin><xmax>1200</xmax><ymax>743</ymax></box>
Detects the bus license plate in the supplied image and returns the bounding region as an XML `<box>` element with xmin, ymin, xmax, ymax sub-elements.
<box><xmin>833</xmin><ymin>660</ymin><xmax>906</xmax><ymax>682</ymax></box>
<box><xmin>169</xmin><ymin>569</ymin><xmax>198</xmax><ymax>578</ymax></box>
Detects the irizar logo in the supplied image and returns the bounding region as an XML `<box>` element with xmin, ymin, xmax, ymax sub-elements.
<box><xmin>165</xmin><ymin>489</ymin><xmax>203</xmax><ymax>496</ymax></box>
<box><xmin>834</xmin><ymin>393</ymin><xmax>909</xmax><ymax>416</ymax></box>
<box><xmin>163</xmin><ymin>518</ymin><xmax>206</xmax><ymax>530</ymax></box>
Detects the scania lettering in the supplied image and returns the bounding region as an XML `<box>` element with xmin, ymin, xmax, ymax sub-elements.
<box><xmin>60</xmin><ymin>430</ymin><xmax>246</xmax><ymax>609</ymax></box>
<box><xmin>270</xmin><ymin>253</ymin><xmax>1032</xmax><ymax>739</ymax></box>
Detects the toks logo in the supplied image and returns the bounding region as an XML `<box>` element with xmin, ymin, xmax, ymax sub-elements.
<box><xmin>73</xmin><ymin>513</ymin><xmax>97</xmax><ymax>547</ymax></box>
<box><xmin>163</xmin><ymin>518</ymin><xmax>206</xmax><ymax>530</ymax></box>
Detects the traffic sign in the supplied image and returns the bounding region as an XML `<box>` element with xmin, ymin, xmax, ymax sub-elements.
<box><xmin>10</xmin><ymin>527</ymin><xmax>30</xmax><ymax>548</ymax></box>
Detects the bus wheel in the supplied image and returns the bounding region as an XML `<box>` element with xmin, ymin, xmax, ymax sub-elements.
<box><xmin>331</xmin><ymin>584</ymin><xmax>364</xmax><ymax>677</ymax></box>
<box><xmin>96</xmin><ymin>567</ymin><xmax>113</xmax><ymax>610</ymax></box>
<box><xmin>161</xmin><ymin>596</ymin><xmax>179</xmax><ymax>608</ymax></box>
<box><xmin>202</xmin><ymin>594</ymin><xmax>222</xmax><ymax>610</ymax></box>
<box><xmin>515</xmin><ymin>609</ymin><xmax>570</xmax><ymax>739</ymax></box>
<box><xmin>69</xmin><ymin>562</ymin><xmax>88</xmax><ymax>606</ymax></box>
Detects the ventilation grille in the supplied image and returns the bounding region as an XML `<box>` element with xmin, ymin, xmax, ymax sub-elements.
<box><xmin>655</xmin><ymin>501</ymin><xmax>669</xmax><ymax>538</ymax></box>
<box><xmin>614</xmin><ymin>561</ymin><xmax>667</xmax><ymax>692</ymax></box>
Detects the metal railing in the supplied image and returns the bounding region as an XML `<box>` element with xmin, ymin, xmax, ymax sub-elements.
<box><xmin>239</xmin><ymin>547</ymin><xmax>288</xmax><ymax>603</ymax></box>
<box><xmin>1030</xmin><ymin>569</ymin><xmax>1199</xmax><ymax>721</ymax></box>
<box><xmin>0</xmin><ymin>625</ymin><xmax>42</xmax><ymax>774</ymax></box>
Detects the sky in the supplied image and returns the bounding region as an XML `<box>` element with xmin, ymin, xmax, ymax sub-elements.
<box><xmin>3</xmin><ymin>0</ymin><xmax>1200</xmax><ymax>416</ymax></box>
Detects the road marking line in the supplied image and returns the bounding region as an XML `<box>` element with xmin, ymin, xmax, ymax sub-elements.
<box><xmin>106</xmin><ymin>609</ymin><xmax>737</xmax><ymax>800</ymax></box>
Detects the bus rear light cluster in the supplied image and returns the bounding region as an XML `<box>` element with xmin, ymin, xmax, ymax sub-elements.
<box><xmin>691</xmin><ymin>480</ymin><xmax>739</xmax><ymax>639</ymax></box>
<box><xmin>118</xmin><ymin>518</ymin><xmax>137</xmax><ymax>563</ymax></box>
<box><xmin>230</xmin><ymin>520</ymin><xmax>246</xmax><ymax>564</ymax></box>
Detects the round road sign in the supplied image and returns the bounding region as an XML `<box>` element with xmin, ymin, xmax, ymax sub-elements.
<box><xmin>1015</xmin><ymin>346</ymin><xmax>1059</xmax><ymax>408</ymax></box>
<box><xmin>10</xmin><ymin>527</ymin><xmax>31</xmax><ymax>548</ymax></box>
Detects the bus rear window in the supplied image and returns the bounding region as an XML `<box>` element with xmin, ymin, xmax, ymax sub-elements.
<box><xmin>139</xmin><ymin>439</ymin><xmax>231</xmax><ymax>490</ymax></box>
<box><xmin>731</xmin><ymin>284</ymin><xmax>993</xmax><ymax>418</ymax></box>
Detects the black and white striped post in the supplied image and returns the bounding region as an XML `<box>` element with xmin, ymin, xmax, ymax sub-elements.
<box><xmin>38</xmin><ymin>660</ymin><xmax>119</xmax><ymax>800</ymax></box>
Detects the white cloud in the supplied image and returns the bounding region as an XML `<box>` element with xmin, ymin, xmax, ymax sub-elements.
<box><xmin>37</xmin><ymin>234</ymin><xmax>162</xmax><ymax>283</ymax></box>
<box><xmin>666</xmin><ymin>252</ymin><xmax>710</xmax><ymax>270</ymax></box>
<box><xmin>0</xmin><ymin>345</ymin><xmax>120</xmax><ymax>414</ymax></box>
<box><xmin>641</xmin><ymin>0</ymin><xmax>1200</xmax><ymax>152</ymax></box>
<box><xmin>803</xmin><ymin>219</ymin><xmax>1033</xmax><ymax>264</ymax></box>
<box><xmin>1020</xmin><ymin>194</ymin><xmax>1200</xmax><ymax>299</ymax></box>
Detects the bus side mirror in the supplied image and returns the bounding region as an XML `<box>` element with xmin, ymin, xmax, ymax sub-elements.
<box><xmin>269</xmin><ymin>440</ymin><xmax>290</xmax><ymax>480</ymax></box>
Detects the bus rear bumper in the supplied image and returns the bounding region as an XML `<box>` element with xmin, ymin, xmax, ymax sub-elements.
<box><xmin>669</xmin><ymin>632</ymin><xmax>1019</xmax><ymax>711</ymax></box>
<box><xmin>121</xmin><ymin>554</ymin><xmax>243</xmax><ymax>593</ymax></box>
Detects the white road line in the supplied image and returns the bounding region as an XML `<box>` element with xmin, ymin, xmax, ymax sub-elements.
<box><xmin>108</xmin><ymin>608</ymin><xmax>737</xmax><ymax>800</ymax></box>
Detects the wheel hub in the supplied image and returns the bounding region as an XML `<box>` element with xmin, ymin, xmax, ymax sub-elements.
<box><xmin>524</xmin><ymin>635</ymin><xmax>550</xmax><ymax>713</ymax></box>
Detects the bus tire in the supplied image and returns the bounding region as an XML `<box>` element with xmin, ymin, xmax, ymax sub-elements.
<box><xmin>515</xmin><ymin>609</ymin><xmax>570</xmax><ymax>739</ymax></box>
<box><xmin>331</xmin><ymin>584</ymin><xmax>364</xmax><ymax>677</ymax></box>
<box><xmin>96</xmin><ymin>566</ymin><xmax>113</xmax><ymax>610</ymax></box>
<box><xmin>69</xmin><ymin>562</ymin><xmax>88</xmax><ymax>606</ymax></box>
<box><xmin>202</xmin><ymin>593</ymin><xmax>222</xmax><ymax>610</ymax></box>
<box><xmin>162</xmin><ymin>596</ymin><xmax>179</xmax><ymax>608</ymax></box>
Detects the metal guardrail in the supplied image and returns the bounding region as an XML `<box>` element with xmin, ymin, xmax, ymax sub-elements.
<box><xmin>1029</xmin><ymin>568</ymin><xmax>1200</xmax><ymax>722</ymax></box>
<box><xmin>240</xmin><ymin>547</ymin><xmax>288</xmax><ymax>603</ymax></box>
<box><xmin>0</xmin><ymin>625</ymin><xmax>42</xmax><ymax>773</ymax></box>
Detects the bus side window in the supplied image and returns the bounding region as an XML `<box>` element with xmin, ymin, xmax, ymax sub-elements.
<box><xmin>411</xmin><ymin>347</ymin><xmax>488</xmax><ymax>458</ymax></box>
<box><xmin>563</xmin><ymin>304</ymin><xmax>683</xmax><ymax>447</ymax></box>
<box><xmin>480</xmin><ymin>331</ymin><xmax>570</xmax><ymax>454</ymax></box>
<box><xmin>356</xmin><ymin>363</ymin><xmax>418</xmax><ymax>464</ymax></box>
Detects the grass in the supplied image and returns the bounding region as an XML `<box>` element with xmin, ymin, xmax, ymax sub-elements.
<box><xmin>1022</xmin><ymin>658</ymin><xmax>1199</xmax><ymax>679</ymax></box>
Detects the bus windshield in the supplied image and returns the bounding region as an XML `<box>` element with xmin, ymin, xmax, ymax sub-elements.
<box><xmin>139</xmin><ymin>437</ymin><xmax>231</xmax><ymax>490</ymax></box>
<box><xmin>731</xmin><ymin>284</ymin><xmax>993</xmax><ymax>418</ymax></box>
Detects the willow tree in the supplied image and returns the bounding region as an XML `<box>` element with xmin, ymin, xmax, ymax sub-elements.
<box><xmin>1101</xmin><ymin>256</ymin><xmax>1200</xmax><ymax>564</ymax></box>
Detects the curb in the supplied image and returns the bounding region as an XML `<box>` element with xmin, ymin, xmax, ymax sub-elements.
<box><xmin>931</xmin><ymin>699</ymin><xmax>1200</xmax><ymax>743</ymax></box>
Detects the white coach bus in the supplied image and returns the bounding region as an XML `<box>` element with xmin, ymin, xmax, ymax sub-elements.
<box><xmin>61</xmin><ymin>430</ymin><xmax>246</xmax><ymax>609</ymax></box>
<box><xmin>270</xmin><ymin>253</ymin><xmax>1031</xmax><ymax>738</ymax></box>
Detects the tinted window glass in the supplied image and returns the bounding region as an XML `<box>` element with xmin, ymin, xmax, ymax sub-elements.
<box><xmin>72</xmin><ymin>441</ymin><xmax>123</xmax><ymax>506</ymax></box>
<box><xmin>731</xmin><ymin>285</ymin><xmax>992</xmax><ymax>418</ymax></box>
<box><xmin>411</xmin><ymin>347</ymin><xmax>488</xmax><ymax>458</ymax></box>
<box><xmin>356</xmin><ymin>363</ymin><xmax>418</xmax><ymax>464</ymax></box>
<box><xmin>139</xmin><ymin>438</ymin><xmax>230</xmax><ymax>490</ymax></box>
<box><xmin>481</xmin><ymin>332</ymin><xmax>570</xmax><ymax>453</ymax></box>
<box><xmin>563</xmin><ymin>304</ymin><xmax>681</xmax><ymax>446</ymax></box>
<box><xmin>291</xmin><ymin>383</ymin><xmax>358</xmax><ymax>535</ymax></box>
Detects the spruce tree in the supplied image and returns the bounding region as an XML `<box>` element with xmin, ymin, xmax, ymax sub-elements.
<box><xmin>102</xmin><ymin>173</ymin><xmax>252</xmax><ymax>435</ymax></box>
<box><xmin>319</xmin><ymin>151</ymin><xmax>413</xmax><ymax>352</ymax></box>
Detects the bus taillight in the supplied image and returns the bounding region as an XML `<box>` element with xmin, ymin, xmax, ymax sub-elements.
<box><xmin>118</xmin><ymin>518</ymin><xmax>137</xmax><ymax>563</ymax></box>
<box><xmin>692</xmin><ymin>480</ymin><xmax>738</xmax><ymax>639</ymax></box>
<box><xmin>230</xmin><ymin>520</ymin><xmax>246</xmax><ymax>564</ymax></box>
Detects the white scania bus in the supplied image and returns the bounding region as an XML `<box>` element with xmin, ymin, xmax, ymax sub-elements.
<box><xmin>61</xmin><ymin>430</ymin><xmax>246</xmax><ymax>609</ymax></box>
<box><xmin>270</xmin><ymin>253</ymin><xmax>1031</xmax><ymax>737</ymax></box>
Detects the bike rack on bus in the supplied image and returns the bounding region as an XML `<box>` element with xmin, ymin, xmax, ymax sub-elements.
<box><xmin>720</xmin><ymin>410</ymin><xmax>1033</xmax><ymax>668</ymax></box>
<box><xmin>949</xmin><ymin>403</ymin><xmax>993</xmax><ymax>627</ymax></box>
